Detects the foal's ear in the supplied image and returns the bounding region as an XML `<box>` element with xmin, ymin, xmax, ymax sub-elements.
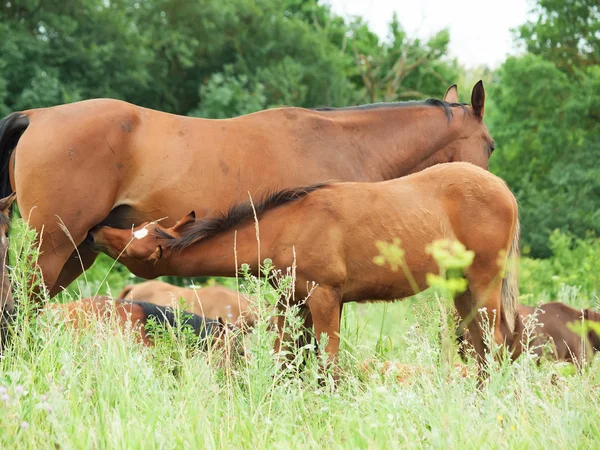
<box><xmin>471</xmin><ymin>80</ymin><xmax>485</xmax><ymax>119</ymax></box>
<box><xmin>172</xmin><ymin>211</ymin><xmax>196</xmax><ymax>233</ymax></box>
<box><xmin>147</xmin><ymin>245</ymin><xmax>163</xmax><ymax>263</ymax></box>
<box><xmin>0</xmin><ymin>192</ymin><xmax>17</xmax><ymax>214</ymax></box>
<box><xmin>443</xmin><ymin>84</ymin><xmax>459</xmax><ymax>103</ymax></box>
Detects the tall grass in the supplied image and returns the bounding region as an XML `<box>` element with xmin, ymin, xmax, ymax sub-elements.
<box><xmin>1</xmin><ymin>221</ymin><xmax>600</xmax><ymax>448</ymax></box>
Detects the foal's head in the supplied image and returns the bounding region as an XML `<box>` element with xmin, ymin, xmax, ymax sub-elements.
<box><xmin>0</xmin><ymin>192</ymin><xmax>16</xmax><ymax>350</ymax></box>
<box><xmin>88</xmin><ymin>212</ymin><xmax>195</xmax><ymax>267</ymax></box>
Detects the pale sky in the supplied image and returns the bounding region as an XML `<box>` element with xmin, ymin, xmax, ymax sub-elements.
<box><xmin>326</xmin><ymin>0</ymin><xmax>533</xmax><ymax>68</ymax></box>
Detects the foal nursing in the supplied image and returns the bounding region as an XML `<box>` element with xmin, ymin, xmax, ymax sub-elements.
<box><xmin>89</xmin><ymin>162</ymin><xmax>522</xmax><ymax>364</ymax></box>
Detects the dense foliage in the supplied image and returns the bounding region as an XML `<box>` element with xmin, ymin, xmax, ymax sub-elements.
<box><xmin>489</xmin><ymin>0</ymin><xmax>600</xmax><ymax>256</ymax></box>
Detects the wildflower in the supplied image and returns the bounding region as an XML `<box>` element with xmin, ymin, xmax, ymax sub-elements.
<box><xmin>20</xmin><ymin>421</ymin><xmax>29</xmax><ymax>430</ymax></box>
<box><xmin>1</xmin><ymin>393</ymin><xmax>10</xmax><ymax>404</ymax></box>
<box><xmin>497</xmin><ymin>415</ymin><xmax>503</xmax><ymax>422</ymax></box>
<box><xmin>15</xmin><ymin>385</ymin><xmax>25</xmax><ymax>396</ymax></box>
<box><xmin>375</xmin><ymin>386</ymin><xmax>388</xmax><ymax>394</ymax></box>
<box><xmin>85</xmin><ymin>389</ymin><xmax>93</xmax><ymax>400</ymax></box>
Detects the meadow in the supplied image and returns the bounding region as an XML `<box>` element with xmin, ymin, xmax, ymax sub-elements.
<box><xmin>0</xmin><ymin>218</ymin><xmax>599</xmax><ymax>449</ymax></box>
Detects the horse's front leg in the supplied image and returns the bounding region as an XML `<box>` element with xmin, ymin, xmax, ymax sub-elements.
<box><xmin>306</xmin><ymin>286</ymin><xmax>342</xmax><ymax>380</ymax></box>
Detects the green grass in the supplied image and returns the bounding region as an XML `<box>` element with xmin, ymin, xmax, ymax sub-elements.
<box><xmin>1</xmin><ymin>221</ymin><xmax>599</xmax><ymax>449</ymax></box>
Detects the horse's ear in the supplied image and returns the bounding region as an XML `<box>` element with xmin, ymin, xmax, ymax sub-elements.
<box><xmin>443</xmin><ymin>84</ymin><xmax>459</xmax><ymax>103</ymax></box>
<box><xmin>147</xmin><ymin>245</ymin><xmax>163</xmax><ymax>263</ymax></box>
<box><xmin>471</xmin><ymin>80</ymin><xmax>485</xmax><ymax>119</ymax></box>
<box><xmin>0</xmin><ymin>192</ymin><xmax>17</xmax><ymax>214</ymax></box>
<box><xmin>172</xmin><ymin>211</ymin><xmax>196</xmax><ymax>233</ymax></box>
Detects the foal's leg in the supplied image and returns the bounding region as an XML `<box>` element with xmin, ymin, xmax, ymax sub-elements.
<box><xmin>454</xmin><ymin>281</ymin><xmax>504</xmax><ymax>365</ymax></box>
<box><xmin>306</xmin><ymin>287</ymin><xmax>342</xmax><ymax>367</ymax></box>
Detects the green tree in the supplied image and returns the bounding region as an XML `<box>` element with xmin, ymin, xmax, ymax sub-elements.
<box><xmin>347</xmin><ymin>14</ymin><xmax>459</xmax><ymax>103</ymax></box>
<box><xmin>489</xmin><ymin>0</ymin><xmax>600</xmax><ymax>256</ymax></box>
<box><xmin>518</xmin><ymin>0</ymin><xmax>599</xmax><ymax>73</ymax></box>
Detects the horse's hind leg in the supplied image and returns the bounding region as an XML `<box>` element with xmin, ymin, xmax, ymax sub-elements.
<box><xmin>52</xmin><ymin>243</ymin><xmax>99</xmax><ymax>295</ymax></box>
<box><xmin>16</xmin><ymin>190</ymin><xmax>115</xmax><ymax>298</ymax></box>
<box><xmin>454</xmin><ymin>282</ymin><xmax>504</xmax><ymax>365</ymax></box>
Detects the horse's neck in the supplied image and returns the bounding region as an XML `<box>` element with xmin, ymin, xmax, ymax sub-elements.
<box><xmin>326</xmin><ymin>107</ymin><xmax>460</xmax><ymax>180</ymax></box>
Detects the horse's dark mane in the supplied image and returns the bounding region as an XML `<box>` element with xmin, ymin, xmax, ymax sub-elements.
<box><xmin>157</xmin><ymin>183</ymin><xmax>330</xmax><ymax>251</ymax></box>
<box><xmin>312</xmin><ymin>98</ymin><xmax>469</xmax><ymax>122</ymax></box>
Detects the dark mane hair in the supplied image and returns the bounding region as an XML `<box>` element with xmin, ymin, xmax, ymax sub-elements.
<box><xmin>312</xmin><ymin>98</ymin><xmax>469</xmax><ymax>122</ymax></box>
<box><xmin>157</xmin><ymin>183</ymin><xmax>330</xmax><ymax>251</ymax></box>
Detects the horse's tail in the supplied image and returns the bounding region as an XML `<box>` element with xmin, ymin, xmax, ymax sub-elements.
<box><xmin>501</xmin><ymin>218</ymin><xmax>520</xmax><ymax>335</ymax></box>
<box><xmin>0</xmin><ymin>112</ymin><xmax>29</xmax><ymax>201</ymax></box>
<box><xmin>117</xmin><ymin>284</ymin><xmax>135</xmax><ymax>300</ymax></box>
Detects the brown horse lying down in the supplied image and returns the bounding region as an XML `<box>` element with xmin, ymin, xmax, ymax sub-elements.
<box><xmin>0</xmin><ymin>83</ymin><xmax>493</xmax><ymax>298</ymax></box>
<box><xmin>118</xmin><ymin>280</ymin><xmax>259</xmax><ymax>329</ymax></box>
<box><xmin>45</xmin><ymin>296</ymin><xmax>239</xmax><ymax>354</ymax></box>
<box><xmin>89</xmin><ymin>162</ymin><xmax>521</xmax><ymax>369</ymax></box>
<box><xmin>459</xmin><ymin>302</ymin><xmax>600</xmax><ymax>364</ymax></box>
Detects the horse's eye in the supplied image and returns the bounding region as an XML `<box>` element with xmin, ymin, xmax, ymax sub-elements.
<box><xmin>489</xmin><ymin>143</ymin><xmax>495</xmax><ymax>154</ymax></box>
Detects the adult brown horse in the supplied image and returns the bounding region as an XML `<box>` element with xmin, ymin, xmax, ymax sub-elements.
<box><xmin>118</xmin><ymin>280</ymin><xmax>260</xmax><ymax>329</ymax></box>
<box><xmin>0</xmin><ymin>83</ymin><xmax>493</xmax><ymax>297</ymax></box>
<box><xmin>88</xmin><ymin>162</ymin><xmax>521</xmax><ymax>369</ymax></box>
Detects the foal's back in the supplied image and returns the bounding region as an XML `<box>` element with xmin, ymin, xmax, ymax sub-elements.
<box><xmin>280</xmin><ymin>162</ymin><xmax>516</xmax><ymax>301</ymax></box>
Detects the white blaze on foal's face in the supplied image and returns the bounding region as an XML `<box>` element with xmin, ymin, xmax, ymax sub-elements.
<box><xmin>133</xmin><ymin>227</ymin><xmax>149</xmax><ymax>240</ymax></box>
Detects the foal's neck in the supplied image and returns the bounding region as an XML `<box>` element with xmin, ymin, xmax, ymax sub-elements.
<box><xmin>163</xmin><ymin>226</ymin><xmax>261</xmax><ymax>278</ymax></box>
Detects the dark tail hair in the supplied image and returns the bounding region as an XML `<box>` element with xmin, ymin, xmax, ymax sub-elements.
<box><xmin>0</xmin><ymin>112</ymin><xmax>29</xmax><ymax>200</ymax></box>
<box><xmin>501</xmin><ymin>219</ymin><xmax>520</xmax><ymax>334</ymax></box>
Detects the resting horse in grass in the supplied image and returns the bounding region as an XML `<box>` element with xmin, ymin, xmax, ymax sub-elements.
<box><xmin>0</xmin><ymin>83</ymin><xmax>494</xmax><ymax>298</ymax></box>
<box><xmin>88</xmin><ymin>162</ymin><xmax>521</xmax><ymax>368</ymax></box>
<box><xmin>45</xmin><ymin>295</ymin><xmax>241</xmax><ymax>356</ymax></box>
<box><xmin>118</xmin><ymin>280</ymin><xmax>259</xmax><ymax>329</ymax></box>
<box><xmin>459</xmin><ymin>302</ymin><xmax>600</xmax><ymax>364</ymax></box>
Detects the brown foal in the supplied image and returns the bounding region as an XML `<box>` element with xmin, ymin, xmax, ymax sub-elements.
<box><xmin>88</xmin><ymin>162</ymin><xmax>521</xmax><ymax>368</ymax></box>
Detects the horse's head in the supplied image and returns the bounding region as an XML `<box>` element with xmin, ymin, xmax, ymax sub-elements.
<box><xmin>440</xmin><ymin>81</ymin><xmax>495</xmax><ymax>170</ymax></box>
<box><xmin>88</xmin><ymin>212</ymin><xmax>196</xmax><ymax>267</ymax></box>
<box><xmin>0</xmin><ymin>192</ymin><xmax>16</xmax><ymax>350</ymax></box>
